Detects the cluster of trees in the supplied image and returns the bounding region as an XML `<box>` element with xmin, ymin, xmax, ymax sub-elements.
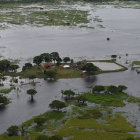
<box><xmin>22</xmin><ymin>63</ymin><xmax>32</xmax><ymax>71</ymax></box>
<box><xmin>81</xmin><ymin>62</ymin><xmax>99</xmax><ymax>75</ymax></box>
<box><xmin>92</xmin><ymin>85</ymin><xmax>127</xmax><ymax>94</ymax></box>
<box><xmin>0</xmin><ymin>59</ymin><xmax>19</xmax><ymax>73</ymax></box>
<box><xmin>33</xmin><ymin>52</ymin><xmax>73</xmax><ymax>66</ymax></box>
<box><xmin>61</xmin><ymin>89</ymin><xmax>87</xmax><ymax>105</ymax></box>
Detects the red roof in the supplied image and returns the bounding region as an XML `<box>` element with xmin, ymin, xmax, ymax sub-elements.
<box><xmin>41</xmin><ymin>62</ymin><xmax>54</xmax><ymax>68</ymax></box>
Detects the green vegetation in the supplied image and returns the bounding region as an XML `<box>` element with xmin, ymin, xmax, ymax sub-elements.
<box><xmin>7</xmin><ymin>66</ymin><xmax>82</xmax><ymax>79</ymax></box>
<box><xmin>0</xmin><ymin>94</ymin><xmax>10</xmax><ymax>107</ymax></box>
<box><xmin>0</xmin><ymin>88</ymin><xmax>12</xmax><ymax>94</ymax></box>
<box><xmin>127</xmin><ymin>96</ymin><xmax>140</xmax><ymax>103</ymax></box>
<box><xmin>61</xmin><ymin>89</ymin><xmax>75</xmax><ymax>99</ymax></box>
<box><xmin>81</xmin><ymin>85</ymin><xmax>128</xmax><ymax>107</ymax></box>
<box><xmin>22</xmin><ymin>111</ymin><xmax>66</xmax><ymax>128</ymax></box>
<box><xmin>0</xmin><ymin>103</ymin><xmax>140</xmax><ymax>140</ymax></box>
<box><xmin>44</xmin><ymin>70</ymin><xmax>57</xmax><ymax>79</ymax></box>
<box><xmin>7</xmin><ymin>126</ymin><xmax>19</xmax><ymax>136</ymax></box>
<box><xmin>54</xmin><ymin>106</ymin><xmax>138</xmax><ymax>140</ymax></box>
<box><xmin>27</xmin><ymin>89</ymin><xmax>37</xmax><ymax>101</ymax></box>
<box><xmin>82</xmin><ymin>92</ymin><xmax>127</xmax><ymax>107</ymax></box>
<box><xmin>49</xmin><ymin>100</ymin><xmax>66</xmax><ymax>111</ymax></box>
<box><xmin>0</xmin><ymin>6</ymin><xmax>89</xmax><ymax>28</ymax></box>
<box><xmin>82</xmin><ymin>62</ymin><xmax>99</xmax><ymax>75</ymax></box>
<box><xmin>34</xmin><ymin>116</ymin><xmax>46</xmax><ymax>126</ymax></box>
<box><xmin>30</xmin><ymin>10</ymin><xmax>89</xmax><ymax>26</ymax></box>
<box><xmin>55</xmin><ymin>69</ymin><xmax>82</xmax><ymax>79</ymax></box>
<box><xmin>132</xmin><ymin>61</ymin><xmax>140</xmax><ymax>65</ymax></box>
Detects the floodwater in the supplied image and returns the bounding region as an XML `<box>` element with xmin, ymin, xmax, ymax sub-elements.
<box><xmin>0</xmin><ymin>3</ymin><xmax>140</xmax><ymax>134</ymax></box>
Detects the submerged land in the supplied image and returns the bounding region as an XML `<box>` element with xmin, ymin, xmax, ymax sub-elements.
<box><xmin>0</xmin><ymin>0</ymin><xmax>140</xmax><ymax>140</ymax></box>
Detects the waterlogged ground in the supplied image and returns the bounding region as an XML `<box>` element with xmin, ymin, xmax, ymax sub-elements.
<box><xmin>0</xmin><ymin>1</ymin><xmax>140</xmax><ymax>137</ymax></box>
<box><xmin>0</xmin><ymin>2</ymin><xmax>140</xmax><ymax>60</ymax></box>
<box><xmin>0</xmin><ymin>3</ymin><xmax>93</xmax><ymax>29</ymax></box>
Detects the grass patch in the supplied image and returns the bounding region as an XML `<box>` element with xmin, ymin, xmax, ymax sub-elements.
<box><xmin>132</xmin><ymin>61</ymin><xmax>140</xmax><ymax>65</ymax></box>
<box><xmin>22</xmin><ymin>111</ymin><xmax>66</xmax><ymax>128</ymax></box>
<box><xmin>7</xmin><ymin>66</ymin><xmax>82</xmax><ymax>79</ymax></box>
<box><xmin>127</xmin><ymin>96</ymin><xmax>140</xmax><ymax>103</ymax></box>
<box><xmin>0</xmin><ymin>5</ymin><xmax>90</xmax><ymax>27</ymax></box>
<box><xmin>55</xmin><ymin>113</ymin><xmax>137</xmax><ymax>140</ymax></box>
<box><xmin>29</xmin><ymin>10</ymin><xmax>89</xmax><ymax>26</ymax></box>
<box><xmin>82</xmin><ymin>92</ymin><xmax>128</xmax><ymax>107</ymax></box>
<box><xmin>54</xmin><ymin>68</ymin><xmax>82</xmax><ymax>79</ymax></box>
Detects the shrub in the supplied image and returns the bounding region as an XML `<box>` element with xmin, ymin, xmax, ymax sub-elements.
<box><xmin>118</xmin><ymin>85</ymin><xmax>127</xmax><ymax>92</ymax></box>
<box><xmin>49</xmin><ymin>100</ymin><xmax>66</xmax><ymax>111</ymax></box>
<box><xmin>7</xmin><ymin>125</ymin><xmax>18</xmax><ymax>136</ymax></box>
<box><xmin>34</xmin><ymin>116</ymin><xmax>46</xmax><ymax>126</ymax></box>
<box><xmin>92</xmin><ymin>85</ymin><xmax>105</xmax><ymax>93</ymax></box>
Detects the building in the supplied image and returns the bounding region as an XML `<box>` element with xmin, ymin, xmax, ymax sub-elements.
<box><xmin>41</xmin><ymin>62</ymin><xmax>54</xmax><ymax>68</ymax></box>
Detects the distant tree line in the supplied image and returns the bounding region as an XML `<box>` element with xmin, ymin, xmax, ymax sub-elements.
<box><xmin>33</xmin><ymin>52</ymin><xmax>72</xmax><ymax>66</ymax></box>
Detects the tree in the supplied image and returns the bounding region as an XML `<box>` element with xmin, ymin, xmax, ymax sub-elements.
<box><xmin>44</xmin><ymin>70</ymin><xmax>57</xmax><ymax>79</ymax></box>
<box><xmin>92</xmin><ymin>85</ymin><xmax>105</xmax><ymax>94</ymax></box>
<box><xmin>75</xmin><ymin>95</ymin><xmax>87</xmax><ymax>104</ymax></box>
<box><xmin>107</xmin><ymin>85</ymin><xmax>118</xmax><ymax>94</ymax></box>
<box><xmin>51</xmin><ymin>52</ymin><xmax>60</xmax><ymax>63</ymax></box>
<box><xmin>0</xmin><ymin>59</ymin><xmax>11</xmax><ymax>72</ymax></box>
<box><xmin>50</xmin><ymin>135</ymin><xmax>63</xmax><ymax>140</ymax></box>
<box><xmin>33</xmin><ymin>56</ymin><xmax>42</xmax><ymax>65</ymax></box>
<box><xmin>63</xmin><ymin>89</ymin><xmax>75</xmax><ymax>99</ymax></box>
<box><xmin>40</xmin><ymin>53</ymin><xmax>51</xmax><ymax>62</ymax></box>
<box><xmin>83</xmin><ymin>63</ymin><xmax>99</xmax><ymax>75</ymax></box>
<box><xmin>49</xmin><ymin>100</ymin><xmax>66</xmax><ymax>111</ymax></box>
<box><xmin>63</xmin><ymin>57</ymin><xmax>70</xmax><ymax>63</ymax></box>
<box><xmin>118</xmin><ymin>85</ymin><xmax>127</xmax><ymax>92</ymax></box>
<box><xmin>9</xmin><ymin>65</ymin><xmax>19</xmax><ymax>72</ymax></box>
<box><xmin>70</xmin><ymin>59</ymin><xmax>74</xmax><ymax>64</ymax></box>
<box><xmin>111</xmin><ymin>55</ymin><xmax>117</xmax><ymax>61</ymax></box>
<box><xmin>35</xmin><ymin>135</ymin><xmax>49</xmax><ymax>140</ymax></box>
<box><xmin>25</xmin><ymin>63</ymin><xmax>32</xmax><ymax>68</ymax></box>
<box><xmin>7</xmin><ymin>125</ymin><xmax>18</xmax><ymax>136</ymax></box>
<box><xmin>56</xmin><ymin>58</ymin><xmax>62</xmax><ymax>66</ymax></box>
<box><xmin>0</xmin><ymin>95</ymin><xmax>9</xmax><ymax>107</ymax></box>
<box><xmin>27</xmin><ymin>89</ymin><xmax>37</xmax><ymax>101</ymax></box>
<box><xmin>34</xmin><ymin>116</ymin><xmax>46</xmax><ymax>126</ymax></box>
<box><xmin>22</xmin><ymin>63</ymin><xmax>32</xmax><ymax>71</ymax></box>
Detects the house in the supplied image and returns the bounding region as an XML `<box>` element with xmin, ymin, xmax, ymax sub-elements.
<box><xmin>63</xmin><ymin>65</ymin><xmax>70</xmax><ymax>69</ymax></box>
<box><xmin>41</xmin><ymin>62</ymin><xmax>54</xmax><ymax>68</ymax></box>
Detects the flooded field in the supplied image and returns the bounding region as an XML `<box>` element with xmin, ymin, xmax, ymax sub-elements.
<box><xmin>0</xmin><ymin>1</ymin><xmax>140</xmax><ymax>136</ymax></box>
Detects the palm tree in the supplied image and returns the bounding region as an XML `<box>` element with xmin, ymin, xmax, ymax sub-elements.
<box><xmin>27</xmin><ymin>89</ymin><xmax>37</xmax><ymax>101</ymax></box>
